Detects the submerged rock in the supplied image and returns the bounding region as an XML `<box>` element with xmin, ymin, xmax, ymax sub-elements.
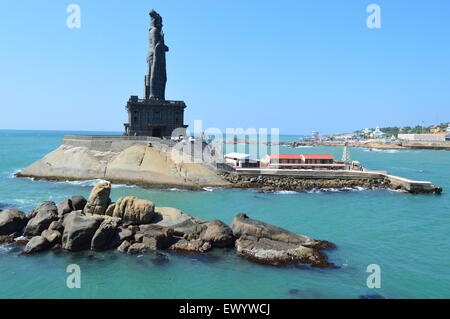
<box><xmin>0</xmin><ymin>209</ymin><xmax>27</xmax><ymax>235</ymax></box>
<box><xmin>0</xmin><ymin>235</ymin><xmax>14</xmax><ymax>244</ymax></box>
<box><xmin>231</xmin><ymin>213</ymin><xmax>334</xmax><ymax>267</ymax></box>
<box><xmin>83</xmin><ymin>181</ymin><xmax>111</xmax><ymax>215</ymax></box>
<box><xmin>24</xmin><ymin>202</ymin><xmax>59</xmax><ymax>236</ymax></box>
<box><xmin>128</xmin><ymin>242</ymin><xmax>152</xmax><ymax>254</ymax></box>
<box><xmin>117</xmin><ymin>240</ymin><xmax>131</xmax><ymax>253</ymax></box>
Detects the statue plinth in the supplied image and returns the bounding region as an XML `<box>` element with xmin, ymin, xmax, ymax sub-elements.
<box><xmin>124</xmin><ymin>96</ymin><xmax>188</xmax><ymax>138</ymax></box>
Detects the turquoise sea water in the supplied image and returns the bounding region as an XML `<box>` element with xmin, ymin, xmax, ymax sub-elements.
<box><xmin>0</xmin><ymin>130</ymin><xmax>449</xmax><ymax>299</ymax></box>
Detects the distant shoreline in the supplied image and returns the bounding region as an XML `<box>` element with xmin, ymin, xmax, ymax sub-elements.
<box><xmin>226</xmin><ymin>138</ymin><xmax>450</xmax><ymax>151</ymax></box>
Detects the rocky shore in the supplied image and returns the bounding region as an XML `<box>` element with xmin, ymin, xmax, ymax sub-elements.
<box><xmin>220</xmin><ymin>172</ymin><xmax>391</xmax><ymax>192</ymax></box>
<box><xmin>0</xmin><ymin>181</ymin><xmax>334</xmax><ymax>268</ymax></box>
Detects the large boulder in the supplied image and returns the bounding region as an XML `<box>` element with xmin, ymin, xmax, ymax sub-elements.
<box><xmin>24</xmin><ymin>202</ymin><xmax>59</xmax><ymax>236</ymax></box>
<box><xmin>108</xmin><ymin>227</ymin><xmax>134</xmax><ymax>249</ymax></box>
<box><xmin>41</xmin><ymin>229</ymin><xmax>62</xmax><ymax>247</ymax></box>
<box><xmin>57</xmin><ymin>199</ymin><xmax>74</xmax><ymax>216</ymax></box>
<box><xmin>71</xmin><ymin>196</ymin><xmax>87</xmax><ymax>211</ymax></box>
<box><xmin>138</xmin><ymin>224</ymin><xmax>174</xmax><ymax>250</ymax></box>
<box><xmin>91</xmin><ymin>217</ymin><xmax>120</xmax><ymax>250</ymax></box>
<box><xmin>48</xmin><ymin>220</ymin><xmax>64</xmax><ymax>233</ymax></box>
<box><xmin>152</xmin><ymin>207</ymin><xmax>204</xmax><ymax>227</ymax></box>
<box><xmin>62</xmin><ymin>211</ymin><xmax>101</xmax><ymax>251</ymax></box>
<box><xmin>110</xmin><ymin>196</ymin><xmax>155</xmax><ymax>225</ymax></box>
<box><xmin>231</xmin><ymin>213</ymin><xmax>334</xmax><ymax>267</ymax></box>
<box><xmin>149</xmin><ymin>208</ymin><xmax>232</xmax><ymax>253</ymax></box>
<box><xmin>0</xmin><ymin>209</ymin><xmax>27</xmax><ymax>235</ymax></box>
<box><xmin>23</xmin><ymin>236</ymin><xmax>50</xmax><ymax>254</ymax></box>
<box><xmin>83</xmin><ymin>182</ymin><xmax>111</xmax><ymax>215</ymax></box>
<box><xmin>200</xmin><ymin>220</ymin><xmax>235</xmax><ymax>248</ymax></box>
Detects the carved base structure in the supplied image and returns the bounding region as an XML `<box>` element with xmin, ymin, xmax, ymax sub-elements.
<box><xmin>124</xmin><ymin>96</ymin><xmax>188</xmax><ymax>138</ymax></box>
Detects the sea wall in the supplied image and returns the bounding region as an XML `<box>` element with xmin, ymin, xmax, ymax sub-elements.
<box><xmin>220</xmin><ymin>171</ymin><xmax>390</xmax><ymax>191</ymax></box>
<box><xmin>220</xmin><ymin>170</ymin><xmax>442</xmax><ymax>194</ymax></box>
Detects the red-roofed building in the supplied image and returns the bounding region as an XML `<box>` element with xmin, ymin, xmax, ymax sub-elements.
<box><xmin>261</xmin><ymin>153</ymin><xmax>344</xmax><ymax>170</ymax></box>
<box><xmin>302</xmin><ymin>154</ymin><xmax>334</xmax><ymax>164</ymax></box>
<box><xmin>267</xmin><ymin>154</ymin><xmax>303</xmax><ymax>160</ymax></box>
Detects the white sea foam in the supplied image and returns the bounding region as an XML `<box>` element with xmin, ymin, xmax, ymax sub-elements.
<box><xmin>363</xmin><ymin>148</ymin><xmax>399</xmax><ymax>154</ymax></box>
<box><xmin>57</xmin><ymin>179</ymin><xmax>136</xmax><ymax>189</ymax></box>
<box><xmin>168</xmin><ymin>188</ymin><xmax>189</xmax><ymax>192</ymax></box>
<box><xmin>273</xmin><ymin>190</ymin><xmax>297</xmax><ymax>195</ymax></box>
<box><xmin>12</xmin><ymin>198</ymin><xmax>38</xmax><ymax>206</ymax></box>
<box><xmin>0</xmin><ymin>245</ymin><xmax>13</xmax><ymax>254</ymax></box>
<box><xmin>387</xmin><ymin>188</ymin><xmax>408</xmax><ymax>193</ymax></box>
<box><xmin>203</xmin><ymin>187</ymin><xmax>223</xmax><ymax>192</ymax></box>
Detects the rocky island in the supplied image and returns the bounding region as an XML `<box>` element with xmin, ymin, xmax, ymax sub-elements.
<box><xmin>0</xmin><ymin>181</ymin><xmax>335</xmax><ymax>268</ymax></box>
<box><xmin>14</xmin><ymin>10</ymin><xmax>442</xmax><ymax>195</ymax></box>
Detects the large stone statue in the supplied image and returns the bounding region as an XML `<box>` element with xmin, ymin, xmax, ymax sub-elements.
<box><xmin>145</xmin><ymin>10</ymin><xmax>169</xmax><ymax>100</ymax></box>
<box><xmin>124</xmin><ymin>10</ymin><xmax>187</xmax><ymax>137</ymax></box>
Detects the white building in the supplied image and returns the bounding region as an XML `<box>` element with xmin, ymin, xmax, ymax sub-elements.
<box><xmin>398</xmin><ymin>134</ymin><xmax>448</xmax><ymax>142</ymax></box>
<box><xmin>371</xmin><ymin>127</ymin><xmax>385</xmax><ymax>139</ymax></box>
<box><xmin>224</xmin><ymin>153</ymin><xmax>259</xmax><ymax>168</ymax></box>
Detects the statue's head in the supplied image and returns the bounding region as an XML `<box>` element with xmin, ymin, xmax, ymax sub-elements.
<box><xmin>150</xmin><ymin>10</ymin><xmax>163</xmax><ymax>28</ymax></box>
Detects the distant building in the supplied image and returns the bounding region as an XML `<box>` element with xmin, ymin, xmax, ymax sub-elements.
<box><xmin>260</xmin><ymin>154</ymin><xmax>345</xmax><ymax>170</ymax></box>
<box><xmin>398</xmin><ymin>134</ymin><xmax>449</xmax><ymax>142</ymax></box>
<box><xmin>429</xmin><ymin>125</ymin><xmax>440</xmax><ymax>134</ymax></box>
<box><xmin>224</xmin><ymin>153</ymin><xmax>259</xmax><ymax>168</ymax></box>
<box><xmin>447</xmin><ymin>124</ymin><xmax>450</xmax><ymax>133</ymax></box>
<box><xmin>372</xmin><ymin>127</ymin><xmax>385</xmax><ymax>139</ymax></box>
<box><xmin>311</xmin><ymin>131</ymin><xmax>319</xmax><ymax>141</ymax></box>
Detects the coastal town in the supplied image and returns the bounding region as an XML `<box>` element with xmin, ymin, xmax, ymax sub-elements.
<box><xmin>281</xmin><ymin>123</ymin><xmax>450</xmax><ymax>150</ymax></box>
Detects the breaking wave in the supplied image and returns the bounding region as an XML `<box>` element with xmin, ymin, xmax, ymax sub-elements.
<box><xmin>203</xmin><ymin>187</ymin><xmax>223</xmax><ymax>192</ymax></box>
<box><xmin>59</xmin><ymin>179</ymin><xmax>137</xmax><ymax>189</ymax></box>
<box><xmin>363</xmin><ymin>148</ymin><xmax>399</xmax><ymax>154</ymax></box>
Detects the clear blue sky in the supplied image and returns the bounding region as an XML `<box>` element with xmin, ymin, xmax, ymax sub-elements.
<box><xmin>1</xmin><ymin>0</ymin><xmax>449</xmax><ymax>134</ymax></box>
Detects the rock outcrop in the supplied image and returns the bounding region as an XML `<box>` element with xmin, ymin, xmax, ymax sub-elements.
<box><xmin>23</xmin><ymin>236</ymin><xmax>50</xmax><ymax>254</ymax></box>
<box><xmin>57</xmin><ymin>199</ymin><xmax>74</xmax><ymax>216</ymax></box>
<box><xmin>24</xmin><ymin>201</ymin><xmax>59</xmax><ymax>236</ymax></box>
<box><xmin>231</xmin><ymin>213</ymin><xmax>334</xmax><ymax>267</ymax></box>
<box><xmin>71</xmin><ymin>196</ymin><xmax>87</xmax><ymax>211</ymax></box>
<box><xmin>1</xmin><ymin>181</ymin><xmax>334</xmax><ymax>268</ymax></box>
<box><xmin>16</xmin><ymin>141</ymin><xmax>228</xmax><ymax>189</ymax></box>
<box><xmin>83</xmin><ymin>181</ymin><xmax>111</xmax><ymax>215</ymax></box>
<box><xmin>0</xmin><ymin>209</ymin><xmax>27</xmax><ymax>235</ymax></box>
<box><xmin>62</xmin><ymin>211</ymin><xmax>101</xmax><ymax>251</ymax></box>
<box><xmin>41</xmin><ymin>229</ymin><xmax>62</xmax><ymax>247</ymax></box>
<box><xmin>91</xmin><ymin>217</ymin><xmax>120</xmax><ymax>250</ymax></box>
<box><xmin>109</xmin><ymin>196</ymin><xmax>155</xmax><ymax>225</ymax></box>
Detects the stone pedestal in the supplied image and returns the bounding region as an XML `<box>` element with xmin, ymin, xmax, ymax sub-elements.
<box><xmin>124</xmin><ymin>96</ymin><xmax>188</xmax><ymax>137</ymax></box>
